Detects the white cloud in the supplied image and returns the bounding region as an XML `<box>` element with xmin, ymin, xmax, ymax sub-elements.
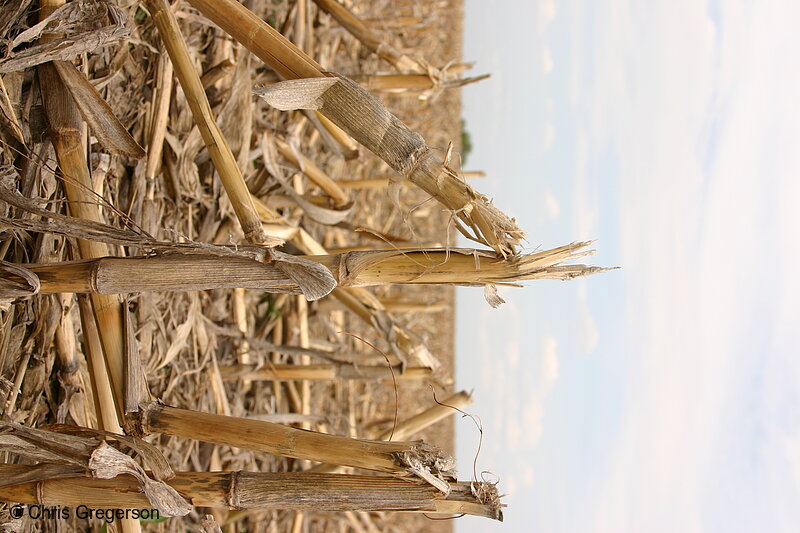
<box><xmin>506</xmin><ymin>417</ymin><xmax>522</xmax><ymax>451</ymax></box>
<box><xmin>543</xmin><ymin>123</ymin><xmax>556</xmax><ymax>151</ymax></box>
<box><xmin>521</xmin><ymin>401</ymin><xmax>544</xmax><ymax>447</ymax></box>
<box><xmin>579</xmin><ymin>314</ymin><xmax>599</xmax><ymax>356</ymax></box>
<box><xmin>507</xmin><ymin>337</ymin><xmax>559</xmax><ymax>452</ymax></box>
<box><xmin>572</xmin><ymin>132</ymin><xmax>598</xmax><ymax>240</ymax></box>
<box><xmin>521</xmin><ymin>464</ymin><xmax>535</xmax><ymax>487</ymax></box>
<box><xmin>485</xmin><ymin>334</ymin><xmax>561</xmax><ymax>460</ymax></box>
<box><xmin>541</xmin><ymin>336</ymin><xmax>560</xmax><ymax>386</ymax></box>
<box><xmin>539</xmin><ymin>0</ymin><xmax>557</xmax><ymax>25</ymax></box>
<box><xmin>576</xmin><ymin>281</ymin><xmax>599</xmax><ymax>355</ymax></box>
<box><xmin>477</xmin><ymin>300</ymin><xmax>520</xmax><ymax>390</ymax></box>
<box><xmin>544</xmin><ymin>189</ymin><xmax>560</xmax><ymax>219</ymax></box>
<box><xmin>505</xmin><ymin>476</ymin><xmax>519</xmax><ymax>497</ymax></box>
<box><xmin>580</xmin><ymin>2</ymin><xmax>800</xmax><ymax>532</ymax></box>
<box><xmin>463</xmin><ymin>1</ymin><xmax>800</xmax><ymax>532</ymax></box>
<box><xmin>507</xmin><ymin>339</ymin><xmax>520</xmax><ymax>368</ymax></box>
<box><xmin>502</xmin><ymin>300</ymin><xmax>521</xmax><ymax>369</ymax></box>
<box><xmin>542</xmin><ymin>46</ymin><xmax>554</xmax><ymax>75</ymax></box>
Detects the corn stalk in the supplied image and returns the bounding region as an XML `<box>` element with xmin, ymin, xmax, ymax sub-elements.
<box><xmin>36</xmin><ymin>0</ymin><xmax>128</xmax><ymax>436</ymax></box>
<box><xmin>0</xmin><ymin>466</ymin><xmax>502</xmax><ymax>520</ymax></box>
<box><xmin>218</xmin><ymin>363</ymin><xmax>431</xmax><ymax>381</ymax></box>
<box><xmin>126</xmin><ymin>401</ymin><xmax>454</xmax><ymax>488</ymax></box>
<box><xmin>142</xmin><ymin>0</ymin><xmax>267</xmax><ymax>245</ymax></box>
<box><xmin>24</xmin><ymin>242</ymin><xmax>607</xmax><ymax>295</ymax></box>
<box><xmin>312</xmin><ymin>390</ymin><xmax>472</xmax><ymax>474</ymax></box>
<box><xmin>185</xmin><ymin>0</ymin><xmax>522</xmax><ymax>257</ymax></box>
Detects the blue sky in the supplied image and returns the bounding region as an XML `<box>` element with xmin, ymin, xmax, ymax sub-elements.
<box><xmin>455</xmin><ymin>1</ymin><xmax>800</xmax><ymax>532</ymax></box>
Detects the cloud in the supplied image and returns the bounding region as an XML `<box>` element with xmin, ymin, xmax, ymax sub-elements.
<box><xmin>506</xmin><ymin>417</ymin><xmax>522</xmax><ymax>451</ymax></box>
<box><xmin>502</xmin><ymin>300</ymin><xmax>521</xmax><ymax>369</ymax></box>
<box><xmin>502</xmin><ymin>397</ymin><xmax>545</xmax><ymax>451</ymax></box>
<box><xmin>541</xmin><ymin>336</ymin><xmax>560</xmax><ymax>386</ymax></box>
<box><xmin>507</xmin><ymin>340</ymin><xmax>520</xmax><ymax>368</ymax></box>
<box><xmin>514</xmin><ymin>337</ymin><xmax>559</xmax><ymax>450</ymax></box>
<box><xmin>495</xmin><ymin>336</ymin><xmax>561</xmax><ymax>455</ymax></box>
<box><xmin>572</xmin><ymin>132</ymin><xmax>598</xmax><ymax>240</ymax></box>
<box><xmin>464</xmin><ymin>1</ymin><xmax>800</xmax><ymax>531</ymax></box>
<box><xmin>578</xmin><ymin>309</ymin><xmax>599</xmax><ymax>355</ymax></box>
<box><xmin>576</xmin><ymin>281</ymin><xmax>599</xmax><ymax>355</ymax></box>
<box><xmin>476</xmin><ymin>299</ymin><xmax>521</xmax><ymax>389</ymax></box>
<box><xmin>544</xmin><ymin>189</ymin><xmax>560</xmax><ymax>219</ymax></box>
<box><xmin>576</xmin><ymin>2</ymin><xmax>800</xmax><ymax>531</ymax></box>
<box><xmin>542</xmin><ymin>46</ymin><xmax>554</xmax><ymax>75</ymax></box>
<box><xmin>539</xmin><ymin>0</ymin><xmax>557</xmax><ymax>25</ymax></box>
<box><xmin>521</xmin><ymin>401</ymin><xmax>545</xmax><ymax>447</ymax></box>
<box><xmin>521</xmin><ymin>464</ymin><xmax>535</xmax><ymax>487</ymax></box>
<box><xmin>543</xmin><ymin>123</ymin><xmax>556</xmax><ymax>151</ymax></box>
<box><xmin>505</xmin><ymin>476</ymin><xmax>519</xmax><ymax>497</ymax></box>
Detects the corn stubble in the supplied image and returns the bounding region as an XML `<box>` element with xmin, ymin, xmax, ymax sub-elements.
<box><xmin>0</xmin><ymin>0</ymin><xmax>614</xmax><ymax>530</ymax></box>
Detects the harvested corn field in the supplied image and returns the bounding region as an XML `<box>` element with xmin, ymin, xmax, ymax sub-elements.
<box><xmin>0</xmin><ymin>0</ymin><xmax>606</xmax><ymax>531</ymax></box>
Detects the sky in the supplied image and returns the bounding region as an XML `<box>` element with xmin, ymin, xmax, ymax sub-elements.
<box><xmin>455</xmin><ymin>1</ymin><xmax>800</xmax><ymax>532</ymax></box>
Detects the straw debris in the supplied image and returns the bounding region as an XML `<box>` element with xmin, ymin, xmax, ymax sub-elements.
<box><xmin>0</xmin><ymin>0</ymin><xmax>128</xmax><ymax>73</ymax></box>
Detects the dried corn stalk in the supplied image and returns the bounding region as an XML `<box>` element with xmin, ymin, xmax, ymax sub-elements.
<box><xmin>0</xmin><ymin>174</ymin><xmax>336</xmax><ymax>301</ymax></box>
<box><xmin>186</xmin><ymin>0</ymin><xmax>523</xmax><ymax>256</ymax></box>
<box><xmin>20</xmin><ymin>243</ymin><xmax>608</xmax><ymax>296</ymax></box>
<box><xmin>313</xmin><ymin>0</ymin><xmax>489</xmax><ymax>99</ymax></box>
<box><xmin>126</xmin><ymin>401</ymin><xmax>454</xmax><ymax>486</ymax></box>
<box><xmin>143</xmin><ymin>0</ymin><xmax>267</xmax><ymax>245</ymax></box>
<box><xmin>312</xmin><ymin>390</ymin><xmax>472</xmax><ymax>474</ymax></box>
<box><xmin>313</xmin><ymin>244</ymin><xmax>611</xmax><ymax>286</ymax></box>
<box><xmin>218</xmin><ymin>363</ymin><xmax>431</xmax><ymax>381</ymax></box>
<box><xmin>34</xmin><ymin>0</ymin><xmax>130</xmax><ymax>422</ymax></box>
<box><xmin>0</xmin><ymin>467</ymin><xmax>502</xmax><ymax>520</ymax></box>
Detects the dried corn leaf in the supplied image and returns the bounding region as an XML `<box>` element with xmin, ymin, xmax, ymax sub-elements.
<box><xmin>0</xmin><ymin>420</ymin><xmax>190</xmax><ymax>515</ymax></box>
<box><xmin>261</xmin><ymin>131</ymin><xmax>352</xmax><ymax>223</ymax></box>
<box><xmin>44</xmin><ymin>423</ymin><xmax>175</xmax><ymax>481</ymax></box>
<box><xmin>157</xmin><ymin>297</ymin><xmax>199</xmax><ymax>370</ymax></box>
<box><xmin>0</xmin><ymin>0</ymin><xmax>33</xmax><ymax>39</ymax></box>
<box><xmin>0</xmin><ymin>463</ymin><xmax>85</xmax><ymax>488</ymax></box>
<box><xmin>52</xmin><ymin>60</ymin><xmax>145</xmax><ymax>157</ymax></box>
<box><xmin>483</xmin><ymin>284</ymin><xmax>505</xmax><ymax>308</ymax></box>
<box><xmin>0</xmin><ymin>419</ymin><xmax>96</xmax><ymax>465</ymax></box>
<box><xmin>201</xmin><ymin>516</ymin><xmax>223</xmax><ymax>533</ymax></box>
<box><xmin>123</xmin><ymin>297</ymin><xmax>150</xmax><ymax>412</ymax></box>
<box><xmin>0</xmin><ymin>434</ymin><xmax>76</xmax><ymax>464</ymax></box>
<box><xmin>0</xmin><ymin>172</ymin><xmax>283</xmax><ymax>251</ymax></box>
<box><xmin>254</xmin><ymin>77</ymin><xmax>338</xmax><ymax>110</ymax></box>
<box><xmin>266</xmin><ymin>156</ymin><xmax>352</xmax><ymax>225</ymax></box>
<box><xmin>0</xmin><ymin>260</ymin><xmax>39</xmax><ymax>300</ymax></box>
<box><xmin>0</xmin><ymin>75</ymin><xmax>25</xmax><ymax>144</ymax></box>
<box><xmin>269</xmin><ymin>248</ymin><xmax>337</xmax><ymax>301</ymax></box>
<box><xmin>0</xmin><ymin>0</ymin><xmax>129</xmax><ymax>73</ymax></box>
<box><xmin>89</xmin><ymin>442</ymin><xmax>192</xmax><ymax>516</ymax></box>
